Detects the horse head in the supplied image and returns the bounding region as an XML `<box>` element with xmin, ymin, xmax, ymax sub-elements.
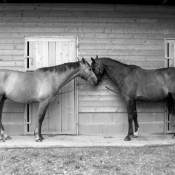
<box><xmin>91</xmin><ymin>56</ymin><xmax>106</xmax><ymax>85</ymax></box>
<box><xmin>79</xmin><ymin>58</ymin><xmax>98</xmax><ymax>85</ymax></box>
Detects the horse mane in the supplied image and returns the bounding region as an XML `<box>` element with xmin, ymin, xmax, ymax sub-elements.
<box><xmin>36</xmin><ymin>62</ymin><xmax>80</xmax><ymax>73</ymax></box>
<box><xmin>99</xmin><ymin>57</ymin><xmax>140</xmax><ymax>69</ymax></box>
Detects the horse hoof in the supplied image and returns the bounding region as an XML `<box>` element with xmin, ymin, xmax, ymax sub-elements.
<box><xmin>36</xmin><ymin>139</ymin><xmax>42</xmax><ymax>142</ymax></box>
<box><xmin>5</xmin><ymin>136</ymin><xmax>12</xmax><ymax>140</ymax></box>
<box><xmin>0</xmin><ymin>139</ymin><xmax>5</xmax><ymax>143</ymax></box>
<box><xmin>132</xmin><ymin>135</ymin><xmax>138</xmax><ymax>138</ymax></box>
<box><xmin>124</xmin><ymin>136</ymin><xmax>131</xmax><ymax>141</ymax></box>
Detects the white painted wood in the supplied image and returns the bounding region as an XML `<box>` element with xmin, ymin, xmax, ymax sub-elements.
<box><xmin>24</xmin><ymin>36</ymin><xmax>77</xmax><ymax>135</ymax></box>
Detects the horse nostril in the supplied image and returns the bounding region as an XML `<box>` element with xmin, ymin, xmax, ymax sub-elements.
<box><xmin>94</xmin><ymin>80</ymin><xmax>99</xmax><ymax>86</ymax></box>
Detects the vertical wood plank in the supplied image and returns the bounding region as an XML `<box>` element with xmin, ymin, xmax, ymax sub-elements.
<box><xmin>61</xmin><ymin>41</ymin><xmax>76</xmax><ymax>133</ymax></box>
<box><xmin>48</xmin><ymin>41</ymin><xmax>61</xmax><ymax>133</ymax></box>
<box><xmin>54</xmin><ymin>41</ymin><xmax>63</xmax><ymax>132</ymax></box>
<box><xmin>56</xmin><ymin>41</ymin><xmax>63</xmax><ymax>64</ymax></box>
<box><xmin>35</xmin><ymin>41</ymin><xmax>49</xmax><ymax>132</ymax></box>
<box><xmin>62</xmin><ymin>80</ymin><xmax>75</xmax><ymax>133</ymax></box>
<box><xmin>48</xmin><ymin>41</ymin><xmax>56</xmax><ymax>66</ymax></box>
<box><xmin>48</xmin><ymin>97</ymin><xmax>61</xmax><ymax>133</ymax></box>
<box><xmin>68</xmin><ymin>41</ymin><xmax>77</xmax><ymax>133</ymax></box>
<box><xmin>35</xmin><ymin>42</ymin><xmax>43</xmax><ymax>69</ymax></box>
<box><xmin>29</xmin><ymin>41</ymin><xmax>36</xmax><ymax>70</ymax></box>
<box><xmin>170</xmin><ymin>43</ymin><xmax>174</xmax><ymax>67</ymax></box>
<box><xmin>61</xmin><ymin>41</ymin><xmax>69</xmax><ymax>132</ymax></box>
<box><xmin>42</xmin><ymin>41</ymin><xmax>50</xmax><ymax>132</ymax></box>
<box><xmin>69</xmin><ymin>41</ymin><xmax>76</xmax><ymax>62</ymax></box>
<box><xmin>62</xmin><ymin>42</ymin><xmax>69</xmax><ymax>63</ymax></box>
<box><xmin>42</xmin><ymin>41</ymin><xmax>49</xmax><ymax>67</ymax></box>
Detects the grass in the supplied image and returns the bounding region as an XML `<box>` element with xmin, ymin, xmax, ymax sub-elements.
<box><xmin>0</xmin><ymin>146</ymin><xmax>175</xmax><ymax>174</ymax></box>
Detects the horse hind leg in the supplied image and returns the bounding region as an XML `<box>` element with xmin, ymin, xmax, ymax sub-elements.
<box><xmin>124</xmin><ymin>100</ymin><xmax>135</xmax><ymax>141</ymax></box>
<box><xmin>0</xmin><ymin>95</ymin><xmax>11</xmax><ymax>142</ymax></box>
<box><xmin>168</xmin><ymin>93</ymin><xmax>175</xmax><ymax>138</ymax></box>
<box><xmin>133</xmin><ymin>100</ymin><xmax>139</xmax><ymax>138</ymax></box>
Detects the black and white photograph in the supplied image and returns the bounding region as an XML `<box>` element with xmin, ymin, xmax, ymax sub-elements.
<box><xmin>0</xmin><ymin>0</ymin><xmax>175</xmax><ymax>174</ymax></box>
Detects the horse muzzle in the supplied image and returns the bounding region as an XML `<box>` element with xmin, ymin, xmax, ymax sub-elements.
<box><xmin>87</xmin><ymin>75</ymin><xmax>98</xmax><ymax>85</ymax></box>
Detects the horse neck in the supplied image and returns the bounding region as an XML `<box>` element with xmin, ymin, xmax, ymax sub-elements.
<box><xmin>101</xmin><ymin>58</ymin><xmax>129</xmax><ymax>83</ymax></box>
<box><xmin>56</xmin><ymin>62</ymin><xmax>81</xmax><ymax>88</ymax></box>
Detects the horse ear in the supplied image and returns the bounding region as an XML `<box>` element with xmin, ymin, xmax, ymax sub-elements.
<box><xmin>91</xmin><ymin>57</ymin><xmax>95</xmax><ymax>62</ymax></box>
<box><xmin>96</xmin><ymin>55</ymin><xmax>98</xmax><ymax>59</ymax></box>
<box><xmin>82</xmin><ymin>57</ymin><xmax>86</xmax><ymax>64</ymax></box>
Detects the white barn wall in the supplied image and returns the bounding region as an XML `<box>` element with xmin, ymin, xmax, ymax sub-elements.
<box><xmin>0</xmin><ymin>3</ymin><xmax>174</xmax><ymax>135</ymax></box>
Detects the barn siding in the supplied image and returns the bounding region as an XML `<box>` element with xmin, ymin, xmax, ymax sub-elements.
<box><xmin>0</xmin><ymin>3</ymin><xmax>174</xmax><ymax>135</ymax></box>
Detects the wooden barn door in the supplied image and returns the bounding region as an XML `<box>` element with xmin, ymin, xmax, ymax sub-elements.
<box><xmin>24</xmin><ymin>36</ymin><xmax>78</xmax><ymax>135</ymax></box>
<box><xmin>165</xmin><ymin>38</ymin><xmax>175</xmax><ymax>133</ymax></box>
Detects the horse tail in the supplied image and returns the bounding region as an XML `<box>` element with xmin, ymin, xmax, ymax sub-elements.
<box><xmin>167</xmin><ymin>93</ymin><xmax>175</xmax><ymax>115</ymax></box>
<box><xmin>167</xmin><ymin>92</ymin><xmax>175</xmax><ymax>127</ymax></box>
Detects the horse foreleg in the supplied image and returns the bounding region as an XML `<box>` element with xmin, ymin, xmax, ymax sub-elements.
<box><xmin>0</xmin><ymin>130</ymin><xmax>11</xmax><ymax>142</ymax></box>
<box><xmin>124</xmin><ymin>100</ymin><xmax>135</xmax><ymax>141</ymax></box>
<box><xmin>34</xmin><ymin>100</ymin><xmax>49</xmax><ymax>142</ymax></box>
<box><xmin>0</xmin><ymin>95</ymin><xmax>11</xmax><ymax>142</ymax></box>
<box><xmin>133</xmin><ymin>100</ymin><xmax>139</xmax><ymax>138</ymax></box>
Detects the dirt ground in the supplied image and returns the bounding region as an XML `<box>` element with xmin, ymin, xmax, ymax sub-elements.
<box><xmin>0</xmin><ymin>146</ymin><xmax>175</xmax><ymax>175</ymax></box>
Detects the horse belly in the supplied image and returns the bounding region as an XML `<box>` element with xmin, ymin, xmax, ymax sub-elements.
<box><xmin>6</xmin><ymin>84</ymin><xmax>40</xmax><ymax>103</ymax></box>
<box><xmin>136</xmin><ymin>83</ymin><xmax>168</xmax><ymax>101</ymax></box>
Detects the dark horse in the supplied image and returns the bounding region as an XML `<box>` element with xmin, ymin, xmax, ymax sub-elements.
<box><xmin>91</xmin><ymin>56</ymin><xmax>175</xmax><ymax>141</ymax></box>
<box><xmin>0</xmin><ymin>58</ymin><xmax>97</xmax><ymax>142</ymax></box>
